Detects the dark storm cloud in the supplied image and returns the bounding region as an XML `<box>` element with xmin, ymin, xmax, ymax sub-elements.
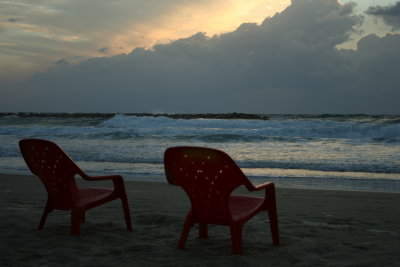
<box><xmin>365</xmin><ymin>1</ymin><xmax>400</xmax><ymax>30</ymax></box>
<box><xmin>4</xmin><ymin>0</ymin><xmax>400</xmax><ymax>114</ymax></box>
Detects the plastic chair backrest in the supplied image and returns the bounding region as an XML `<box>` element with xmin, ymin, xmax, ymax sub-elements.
<box><xmin>164</xmin><ymin>146</ymin><xmax>251</xmax><ymax>222</ymax></box>
<box><xmin>19</xmin><ymin>139</ymin><xmax>82</xmax><ymax>210</ymax></box>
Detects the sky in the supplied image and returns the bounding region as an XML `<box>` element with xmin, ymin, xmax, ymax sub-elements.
<box><xmin>1</xmin><ymin>0</ymin><xmax>399</xmax><ymax>114</ymax></box>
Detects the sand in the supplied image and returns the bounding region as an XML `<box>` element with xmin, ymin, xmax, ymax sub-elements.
<box><xmin>0</xmin><ymin>173</ymin><xmax>399</xmax><ymax>266</ymax></box>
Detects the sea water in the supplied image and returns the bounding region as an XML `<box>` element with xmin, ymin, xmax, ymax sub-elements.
<box><xmin>1</xmin><ymin>113</ymin><xmax>399</xmax><ymax>192</ymax></box>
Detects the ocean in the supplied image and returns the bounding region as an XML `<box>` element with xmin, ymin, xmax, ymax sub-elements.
<box><xmin>1</xmin><ymin>113</ymin><xmax>399</xmax><ymax>192</ymax></box>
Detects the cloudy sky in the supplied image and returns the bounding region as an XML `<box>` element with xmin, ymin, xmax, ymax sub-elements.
<box><xmin>1</xmin><ymin>0</ymin><xmax>399</xmax><ymax>114</ymax></box>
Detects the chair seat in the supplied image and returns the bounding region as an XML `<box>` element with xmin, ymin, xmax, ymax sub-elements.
<box><xmin>75</xmin><ymin>188</ymin><xmax>114</xmax><ymax>208</ymax></box>
<box><xmin>229</xmin><ymin>195</ymin><xmax>265</xmax><ymax>222</ymax></box>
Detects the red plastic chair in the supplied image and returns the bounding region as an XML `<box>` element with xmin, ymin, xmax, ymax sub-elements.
<box><xmin>19</xmin><ymin>139</ymin><xmax>132</xmax><ymax>236</ymax></box>
<box><xmin>164</xmin><ymin>146</ymin><xmax>279</xmax><ymax>254</ymax></box>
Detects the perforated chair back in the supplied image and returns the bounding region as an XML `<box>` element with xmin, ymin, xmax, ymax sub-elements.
<box><xmin>164</xmin><ymin>146</ymin><xmax>253</xmax><ymax>223</ymax></box>
<box><xmin>19</xmin><ymin>139</ymin><xmax>81</xmax><ymax>210</ymax></box>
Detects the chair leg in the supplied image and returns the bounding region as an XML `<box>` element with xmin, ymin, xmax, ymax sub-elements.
<box><xmin>199</xmin><ymin>223</ymin><xmax>208</xmax><ymax>239</ymax></box>
<box><xmin>121</xmin><ymin>195</ymin><xmax>133</xmax><ymax>231</ymax></box>
<box><xmin>178</xmin><ymin>210</ymin><xmax>193</xmax><ymax>250</ymax></box>
<box><xmin>267</xmin><ymin>187</ymin><xmax>280</xmax><ymax>246</ymax></box>
<box><xmin>230</xmin><ymin>224</ymin><xmax>244</xmax><ymax>254</ymax></box>
<box><xmin>71</xmin><ymin>208</ymin><xmax>82</xmax><ymax>237</ymax></box>
<box><xmin>268</xmin><ymin>208</ymin><xmax>280</xmax><ymax>246</ymax></box>
<box><xmin>38</xmin><ymin>201</ymin><xmax>52</xmax><ymax>230</ymax></box>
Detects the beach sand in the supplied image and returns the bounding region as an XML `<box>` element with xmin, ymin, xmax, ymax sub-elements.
<box><xmin>1</xmin><ymin>174</ymin><xmax>399</xmax><ymax>266</ymax></box>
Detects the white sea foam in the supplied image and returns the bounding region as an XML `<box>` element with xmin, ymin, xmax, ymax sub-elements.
<box><xmin>99</xmin><ymin>114</ymin><xmax>400</xmax><ymax>140</ymax></box>
<box><xmin>1</xmin><ymin>113</ymin><xmax>399</xmax><ymax>140</ymax></box>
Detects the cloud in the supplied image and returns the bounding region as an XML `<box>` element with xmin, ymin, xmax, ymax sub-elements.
<box><xmin>2</xmin><ymin>0</ymin><xmax>400</xmax><ymax>114</ymax></box>
<box><xmin>365</xmin><ymin>1</ymin><xmax>400</xmax><ymax>30</ymax></box>
<box><xmin>56</xmin><ymin>58</ymin><xmax>69</xmax><ymax>65</ymax></box>
<box><xmin>0</xmin><ymin>0</ymin><xmax>222</xmax><ymax>82</ymax></box>
<box><xmin>7</xmin><ymin>17</ymin><xmax>21</xmax><ymax>23</ymax></box>
<box><xmin>98</xmin><ymin>47</ymin><xmax>110</xmax><ymax>53</ymax></box>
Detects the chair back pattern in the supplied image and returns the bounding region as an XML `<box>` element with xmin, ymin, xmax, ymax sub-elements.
<box><xmin>164</xmin><ymin>146</ymin><xmax>251</xmax><ymax>223</ymax></box>
<box><xmin>19</xmin><ymin>139</ymin><xmax>81</xmax><ymax>210</ymax></box>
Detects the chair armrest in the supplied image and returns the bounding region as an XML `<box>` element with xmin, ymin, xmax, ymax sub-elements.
<box><xmin>249</xmin><ymin>181</ymin><xmax>277</xmax><ymax>211</ymax></box>
<box><xmin>246</xmin><ymin>181</ymin><xmax>275</xmax><ymax>192</ymax></box>
<box><xmin>82</xmin><ymin>174</ymin><xmax>123</xmax><ymax>182</ymax></box>
<box><xmin>254</xmin><ymin>182</ymin><xmax>275</xmax><ymax>191</ymax></box>
<box><xmin>80</xmin><ymin>173</ymin><xmax>127</xmax><ymax>194</ymax></box>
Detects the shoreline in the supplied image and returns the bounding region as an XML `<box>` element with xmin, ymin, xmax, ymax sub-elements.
<box><xmin>2</xmin><ymin>168</ymin><xmax>399</xmax><ymax>193</ymax></box>
<box><xmin>1</xmin><ymin>173</ymin><xmax>399</xmax><ymax>266</ymax></box>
